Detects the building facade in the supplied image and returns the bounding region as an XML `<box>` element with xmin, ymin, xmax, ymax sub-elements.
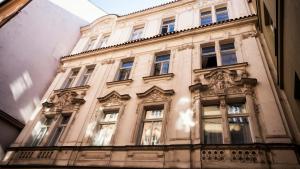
<box><xmin>1</xmin><ymin>0</ymin><xmax>299</xmax><ymax>168</ymax></box>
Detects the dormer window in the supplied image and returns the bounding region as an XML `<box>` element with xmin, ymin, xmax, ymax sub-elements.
<box><xmin>161</xmin><ymin>18</ymin><xmax>175</xmax><ymax>34</ymax></box>
<box><xmin>216</xmin><ymin>7</ymin><xmax>229</xmax><ymax>22</ymax></box>
<box><xmin>98</xmin><ymin>34</ymin><xmax>110</xmax><ymax>48</ymax></box>
<box><xmin>200</xmin><ymin>10</ymin><xmax>212</xmax><ymax>25</ymax></box>
<box><xmin>130</xmin><ymin>26</ymin><xmax>144</xmax><ymax>40</ymax></box>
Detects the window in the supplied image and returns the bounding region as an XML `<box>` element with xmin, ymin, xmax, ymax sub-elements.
<box><xmin>29</xmin><ymin>117</ymin><xmax>53</xmax><ymax>146</ymax></box>
<box><xmin>98</xmin><ymin>35</ymin><xmax>110</xmax><ymax>48</ymax></box>
<box><xmin>200</xmin><ymin>11</ymin><xmax>212</xmax><ymax>25</ymax></box>
<box><xmin>203</xmin><ymin>106</ymin><xmax>223</xmax><ymax>144</ymax></box>
<box><xmin>79</xmin><ymin>65</ymin><xmax>95</xmax><ymax>86</ymax></box>
<box><xmin>295</xmin><ymin>73</ymin><xmax>300</xmax><ymax>99</ymax></box>
<box><xmin>201</xmin><ymin>45</ymin><xmax>217</xmax><ymax>68</ymax></box>
<box><xmin>161</xmin><ymin>18</ymin><xmax>175</xmax><ymax>34</ymax></box>
<box><xmin>117</xmin><ymin>60</ymin><xmax>133</xmax><ymax>81</ymax></box>
<box><xmin>153</xmin><ymin>54</ymin><xmax>170</xmax><ymax>76</ymax></box>
<box><xmin>216</xmin><ymin>7</ymin><xmax>229</xmax><ymax>22</ymax></box>
<box><xmin>227</xmin><ymin>104</ymin><xmax>251</xmax><ymax>144</ymax></box>
<box><xmin>202</xmin><ymin>103</ymin><xmax>252</xmax><ymax>144</ymax></box>
<box><xmin>130</xmin><ymin>27</ymin><xmax>144</xmax><ymax>40</ymax></box>
<box><xmin>85</xmin><ymin>37</ymin><xmax>97</xmax><ymax>51</ymax></box>
<box><xmin>48</xmin><ymin>114</ymin><xmax>71</xmax><ymax>146</ymax></box>
<box><xmin>63</xmin><ymin>68</ymin><xmax>80</xmax><ymax>89</ymax></box>
<box><xmin>91</xmin><ymin>110</ymin><xmax>119</xmax><ymax>146</ymax></box>
<box><xmin>220</xmin><ymin>42</ymin><xmax>237</xmax><ymax>65</ymax></box>
<box><xmin>140</xmin><ymin>107</ymin><xmax>164</xmax><ymax>145</ymax></box>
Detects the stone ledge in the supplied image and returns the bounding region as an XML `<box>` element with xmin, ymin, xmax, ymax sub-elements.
<box><xmin>142</xmin><ymin>73</ymin><xmax>174</xmax><ymax>83</ymax></box>
<box><xmin>106</xmin><ymin>79</ymin><xmax>133</xmax><ymax>87</ymax></box>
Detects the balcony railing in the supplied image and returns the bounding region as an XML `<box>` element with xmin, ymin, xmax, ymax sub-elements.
<box><xmin>1</xmin><ymin>143</ymin><xmax>298</xmax><ymax>168</ymax></box>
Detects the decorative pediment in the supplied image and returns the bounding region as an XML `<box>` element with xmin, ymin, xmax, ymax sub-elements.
<box><xmin>42</xmin><ymin>90</ymin><xmax>86</xmax><ymax>112</ymax></box>
<box><xmin>137</xmin><ymin>86</ymin><xmax>175</xmax><ymax>102</ymax></box>
<box><xmin>190</xmin><ymin>68</ymin><xmax>257</xmax><ymax>96</ymax></box>
<box><xmin>97</xmin><ymin>91</ymin><xmax>131</xmax><ymax>106</ymax></box>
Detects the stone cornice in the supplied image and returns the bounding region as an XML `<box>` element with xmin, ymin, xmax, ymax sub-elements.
<box><xmin>142</xmin><ymin>73</ymin><xmax>174</xmax><ymax>82</ymax></box>
<box><xmin>136</xmin><ymin>86</ymin><xmax>175</xmax><ymax>98</ymax></box>
<box><xmin>97</xmin><ymin>91</ymin><xmax>131</xmax><ymax>103</ymax></box>
<box><xmin>61</xmin><ymin>15</ymin><xmax>257</xmax><ymax>62</ymax></box>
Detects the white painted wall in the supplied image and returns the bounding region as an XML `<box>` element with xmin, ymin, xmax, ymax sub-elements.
<box><xmin>0</xmin><ymin>0</ymin><xmax>104</xmax><ymax>159</ymax></box>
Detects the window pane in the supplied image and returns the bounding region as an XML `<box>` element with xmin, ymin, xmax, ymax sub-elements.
<box><xmin>156</xmin><ymin>55</ymin><xmax>170</xmax><ymax>62</ymax></box>
<box><xmin>154</xmin><ymin>63</ymin><xmax>161</xmax><ymax>76</ymax></box>
<box><xmin>169</xmin><ymin>23</ymin><xmax>174</xmax><ymax>32</ymax></box>
<box><xmin>161</xmin><ymin>26</ymin><xmax>168</xmax><ymax>34</ymax></box>
<box><xmin>221</xmin><ymin>43</ymin><xmax>236</xmax><ymax>65</ymax></box>
<box><xmin>92</xmin><ymin>124</ymin><xmax>115</xmax><ymax>146</ymax></box>
<box><xmin>228</xmin><ymin>104</ymin><xmax>246</xmax><ymax>115</ymax></box>
<box><xmin>122</xmin><ymin>61</ymin><xmax>133</xmax><ymax>68</ymax></box>
<box><xmin>61</xmin><ymin>115</ymin><xmax>71</xmax><ymax>125</ymax></box>
<box><xmin>145</xmin><ymin>110</ymin><xmax>164</xmax><ymax>119</ymax></box>
<box><xmin>141</xmin><ymin>122</ymin><xmax>162</xmax><ymax>145</ymax></box>
<box><xmin>229</xmin><ymin>117</ymin><xmax>252</xmax><ymax>144</ymax></box>
<box><xmin>203</xmin><ymin>106</ymin><xmax>221</xmax><ymax>116</ymax></box>
<box><xmin>48</xmin><ymin>127</ymin><xmax>63</xmax><ymax>146</ymax></box>
<box><xmin>118</xmin><ymin>69</ymin><xmax>130</xmax><ymax>80</ymax></box>
<box><xmin>202</xmin><ymin>54</ymin><xmax>217</xmax><ymax>68</ymax></box>
<box><xmin>80</xmin><ymin>75</ymin><xmax>88</xmax><ymax>86</ymax></box>
<box><xmin>31</xmin><ymin>127</ymin><xmax>47</xmax><ymax>146</ymax></box>
<box><xmin>202</xmin><ymin>46</ymin><xmax>217</xmax><ymax>68</ymax></box>
<box><xmin>220</xmin><ymin>43</ymin><xmax>234</xmax><ymax>50</ymax></box>
<box><xmin>204</xmin><ymin>118</ymin><xmax>223</xmax><ymax>144</ymax></box>
<box><xmin>161</xmin><ymin>19</ymin><xmax>175</xmax><ymax>33</ymax></box>
<box><xmin>221</xmin><ymin>51</ymin><xmax>237</xmax><ymax>65</ymax></box>
<box><xmin>102</xmin><ymin>112</ymin><xmax>118</xmax><ymax>122</ymax></box>
<box><xmin>216</xmin><ymin>7</ymin><xmax>229</xmax><ymax>22</ymax></box>
<box><xmin>161</xmin><ymin>62</ymin><xmax>169</xmax><ymax>74</ymax></box>
<box><xmin>201</xmin><ymin>11</ymin><xmax>212</xmax><ymax>25</ymax></box>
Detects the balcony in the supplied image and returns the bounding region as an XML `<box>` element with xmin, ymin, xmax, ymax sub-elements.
<box><xmin>1</xmin><ymin>144</ymin><xmax>298</xmax><ymax>168</ymax></box>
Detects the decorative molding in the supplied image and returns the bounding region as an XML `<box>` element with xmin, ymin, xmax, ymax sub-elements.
<box><xmin>142</xmin><ymin>73</ymin><xmax>174</xmax><ymax>83</ymax></box>
<box><xmin>137</xmin><ymin>86</ymin><xmax>175</xmax><ymax>99</ymax></box>
<box><xmin>190</xmin><ymin>67</ymin><xmax>257</xmax><ymax>97</ymax></box>
<box><xmin>42</xmin><ymin>86</ymin><xmax>88</xmax><ymax>113</ymax></box>
<box><xmin>101</xmin><ymin>59</ymin><xmax>115</xmax><ymax>65</ymax></box>
<box><xmin>53</xmin><ymin>85</ymin><xmax>90</xmax><ymax>93</ymax></box>
<box><xmin>97</xmin><ymin>91</ymin><xmax>131</xmax><ymax>104</ymax></box>
<box><xmin>193</xmin><ymin>62</ymin><xmax>248</xmax><ymax>74</ymax></box>
<box><xmin>106</xmin><ymin>79</ymin><xmax>133</xmax><ymax>87</ymax></box>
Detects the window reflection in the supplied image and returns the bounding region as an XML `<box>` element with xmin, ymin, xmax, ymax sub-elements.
<box><xmin>141</xmin><ymin>109</ymin><xmax>164</xmax><ymax>145</ymax></box>
<box><xmin>91</xmin><ymin>110</ymin><xmax>119</xmax><ymax>146</ymax></box>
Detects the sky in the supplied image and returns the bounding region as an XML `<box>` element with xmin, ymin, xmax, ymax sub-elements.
<box><xmin>49</xmin><ymin>0</ymin><xmax>107</xmax><ymax>22</ymax></box>
<box><xmin>90</xmin><ymin>0</ymin><xmax>175</xmax><ymax>15</ymax></box>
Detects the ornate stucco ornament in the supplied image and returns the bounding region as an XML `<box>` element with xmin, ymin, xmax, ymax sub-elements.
<box><xmin>190</xmin><ymin>68</ymin><xmax>257</xmax><ymax>96</ymax></box>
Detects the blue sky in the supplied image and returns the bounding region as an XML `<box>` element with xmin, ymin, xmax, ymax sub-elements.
<box><xmin>90</xmin><ymin>0</ymin><xmax>174</xmax><ymax>15</ymax></box>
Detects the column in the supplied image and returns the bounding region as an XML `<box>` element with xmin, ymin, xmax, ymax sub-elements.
<box><xmin>220</xmin><ymin>97</ymin><xmax>230</xmax><ymax>144</ymax></box>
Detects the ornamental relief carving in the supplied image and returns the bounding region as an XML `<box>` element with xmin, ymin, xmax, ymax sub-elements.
<box><xmin>191</xmin><ymin>68</ymin><xmax>257</xmax><ymax>97</ymax></box>
<box><xmin>42</xmin><ymin>90</ymin><xmax>86</xmax><ymax>113</ymax></box>
<box><xmin>142</xmin><ymin>90</ymin><xmax>170</xmax><ymax>103</ymax></box>
<box><xmin>97</xmin><ymin>91</ymin><xmax>131</xmax><ymax>107</ymax></box>
<box><xmin>136</xmin><ymin>86</ymin><xmax>175</xmax><ymax>103</ymax></box>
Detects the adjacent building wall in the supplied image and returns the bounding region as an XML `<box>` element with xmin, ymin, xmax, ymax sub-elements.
<box><xmin>0</xmin><ymin>0</ymin><xmax>88</xmax><ymax>159</ymax></box>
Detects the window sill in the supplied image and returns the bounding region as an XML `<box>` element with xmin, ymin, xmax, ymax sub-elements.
<box><xmin>55</xmin><ymin>85</ymin><xmax>90</xmax><ymax>92</ymax></box>
<box><xmin>142</xmin><ymin>73</ymin><xmax>174</xmax><ymax>83</ymax></box>
<box><xmin>106</xmin><ymin>79</ymin><xmax>133</xmax><ymax>87</ymax></box>
<box><xmin>193</xmin><ymin>62</ymin><xmax>248</xmax><ymax>74</ymax></box>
